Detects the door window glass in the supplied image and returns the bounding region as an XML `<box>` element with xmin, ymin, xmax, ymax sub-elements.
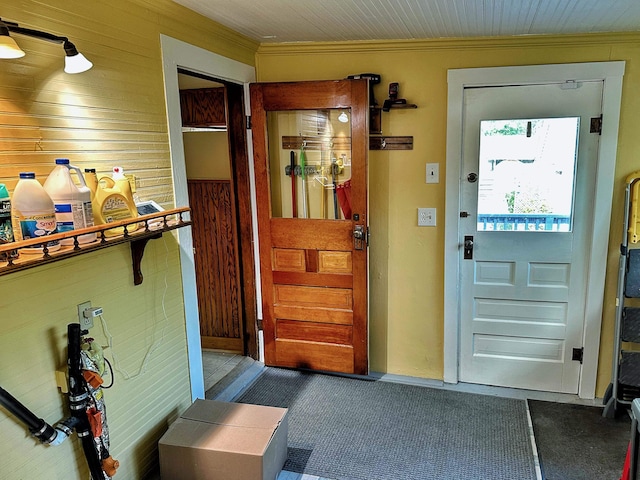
<box><xmin>477</xmin><ymin>117</ymin><xmax>579</xmax><ymax>232</ymax></box>
<box><xmin>267</xmin><ymin>109</ymin><xmax>352</xmax><ymax>219</ymax></box>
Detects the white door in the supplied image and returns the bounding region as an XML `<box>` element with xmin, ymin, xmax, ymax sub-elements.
<box><xmin>459</xmin><ymin>81</ymin><xmax>603</xmax><ymax>393</ymax></box>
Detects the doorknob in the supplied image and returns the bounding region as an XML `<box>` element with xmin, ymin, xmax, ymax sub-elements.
<box><xmin>354</xmin><ymin>225</ymin><xmax>368</xmax><ymax>250</ymax></box>
<box><xmin>463</xmin><ymin>235</ymin><xmax>474</xmax><ymax>259</ymax></box>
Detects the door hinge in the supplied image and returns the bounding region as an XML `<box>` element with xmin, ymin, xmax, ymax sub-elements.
<box><xmin>572</xmin><ymin>347</ymin><xmax>584</xmax><ymax>364</ymax></box>
<box><xmin>590</xmin><ymin>115</ymin><xmax>602</xmax><ymax>135</ymax></box>
<box><xmin>257</xmin><ymin>318</ymin><xmax>263</xmax><ymax>330</ymax></box>
<box><xmin>246</xmin><ymin>115</ymin><xmax>252</xmax><ymax>130</ymax></box>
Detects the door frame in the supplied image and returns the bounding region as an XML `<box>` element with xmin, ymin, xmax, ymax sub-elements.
<box><xmin>160</xmin><ymin>35</ymin><xmax>259</xmax><ymax>400</ymax></box>
<box><xmin>444</xmin><ymin>62</ymin><xmax>625</xmax><ymax>399</ymax></box>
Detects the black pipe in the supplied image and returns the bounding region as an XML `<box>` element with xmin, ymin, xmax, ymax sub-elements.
<box><xmin>68</xmin><ymin>323</ymin><xmax>106</xmax><ymax>480</ymax></box>
<box><xmin>0</xmin><ymin>386</ymin><xmax>58</xmax><ymax>444</ymax></box>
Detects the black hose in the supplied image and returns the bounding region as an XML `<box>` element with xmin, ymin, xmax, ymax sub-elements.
<box><xmin>68</xmin><ymin>323</ymin><xmax>106</xmax><ymax>480</ymax></box>
<box><xmin>0</xmin><ymin>386</ymin><xmax>58</xmax><ymax>443</ymax></box>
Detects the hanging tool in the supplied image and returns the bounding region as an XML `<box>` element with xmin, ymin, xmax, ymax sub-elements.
<box><xmin>332</xmin><ymin>156</ymin><xmax>339</xmax><ymax>219</ymax></box>
<box><xmin>320</xmin><ymin>170</ymin><xmax>326</xmax><ymax>219</ymax></box>
<box><xmin>300</xmin><ymin>145</ymin><xmax>309</xmax><ymax>218</ymax></box>
<box><xmin>290</xmin><ymin>151</ymin><xmax>297</xmax><ymax>218</ymax></box>
<box><xmin>0</xmin><ymin>323</ymin><xmax>118</xmax><ymax>479</ymax></box>
<box><xmin>383</xmin><ymin>82</ymin><xmax>408</xmax><ymax>111</ymax></box>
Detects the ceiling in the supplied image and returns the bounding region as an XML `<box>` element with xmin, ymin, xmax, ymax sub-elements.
<box><xmin>172</xmin><ymin>0</ymin><xmax>640</xmax><ymax>44</ymax></box>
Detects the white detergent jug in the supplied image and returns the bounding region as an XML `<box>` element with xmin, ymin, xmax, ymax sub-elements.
<box><xmin>12</xmin><ymin>172</ymin><xmax>60</xmax><ymax>253</ymax></box>
<box><xmin>43</xmin><ymin>159</ymin><xmax>96</xmax><ymax>245</ymax></box>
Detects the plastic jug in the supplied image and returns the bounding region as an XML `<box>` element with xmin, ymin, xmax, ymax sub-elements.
<box><xmin>93</xmin><ymin>166</ymin><xmax>139</xmax><ymax>237</ymax></box>
<box><xmin>0</xmin><ymin>183</ymin><xmax>18</xmax><ymax>261</ymax></box>
<box><xmin>84</xmin><ymin>168</ymin><xmax>98</xmax><ymax>197</ymax></box>
<box><xmin>11</xmin><ymin>172</ymin><xmax>60</xmax><ymax>253</ymax></box>
<box><xmin>43</xmin><ymin>159</ymin><xmax>96</xmax><ymax>245</ymax></box>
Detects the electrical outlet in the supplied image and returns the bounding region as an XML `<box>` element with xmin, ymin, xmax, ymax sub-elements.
<box><xmin>426</xmin><ymin>163</ymin><xmax>439</xmax><ymax>184</ymax></box>
<box><xmin>418</xmin><ymin>208</ymin><xmax>436</xmax><ymax>226</ymax></box>
<box><xmin>78</xmin><ymin>301</ymin><xmax>93</xmax><ymax>330</ymax></box>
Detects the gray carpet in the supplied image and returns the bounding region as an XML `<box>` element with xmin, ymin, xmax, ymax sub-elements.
<box><xmin>237</xmin><ymin>368</ymin><xmax>537</xmax><ymax>480</ymax></box>
<box><xmin>528</xmin><ymin>400</ymin><xmax>630</xmax><ymax>480</ymax></box>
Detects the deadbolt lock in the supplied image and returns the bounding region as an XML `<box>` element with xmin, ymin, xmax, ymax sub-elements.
<box><xmin>463</xmin><ymin>235</ymin><xmax>474</xmax><ymax>259</ymax></box>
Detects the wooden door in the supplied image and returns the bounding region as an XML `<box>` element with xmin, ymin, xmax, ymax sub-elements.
<box><xmin>250</xmin><ymin>79</ymin><xmax>369</xmax><ymax>375</ymax></box>
<box><xmin>188</xmin><ymin>180</ymin><xmax>244</xmax><ymax>352</ymax></box>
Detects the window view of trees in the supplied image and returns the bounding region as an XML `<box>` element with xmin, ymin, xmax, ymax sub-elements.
<box><xmin>477</xmin><ymin>117</ymin><xmax>579</xmax><ymax>231</ymax></box>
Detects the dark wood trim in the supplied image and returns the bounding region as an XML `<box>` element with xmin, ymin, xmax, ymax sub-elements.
<box><xmin>225</xmin><ymin>82</ymin><xmax>259</xmax><ymax>360</ymax></box>
<box><xmin>201</xmin><ymin>336</ymin><xmax>243</xmax><ymax>352</ymax></box>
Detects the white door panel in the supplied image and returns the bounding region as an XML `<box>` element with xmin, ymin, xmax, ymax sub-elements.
<box><xmin>459</xmin><ymin>81</ymin><xmax>603</xmax><ymax>393</ymax></box>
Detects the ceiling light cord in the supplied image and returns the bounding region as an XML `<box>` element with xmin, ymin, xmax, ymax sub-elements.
<box><xmin>0</xmin><ymin>17</ymin><xmax>92</xmax><ymax>73</ymax></box>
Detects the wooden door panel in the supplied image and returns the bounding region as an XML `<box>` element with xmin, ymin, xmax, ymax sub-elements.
<box><xmin>274</xmin><ymin>340</ymin><xmax>354</xmax><ymax>372</ymax></box>
<box><xmin>275</xmin><ymin>284</ymin><xmax>353</xmax><ymax>308</ymax></box>
<box><xmin>251</xmin><ymin>79</ymin><xmax>368</xmax><ymax>375</ymax></box>
<box><xmin>259</xmin><ymin>81</ymin><xmax>353</xmax><ymax>110</ymax></box>
<box><xmin>272</xmin><ymin>271</ymin><xmax>353</xmax><ymax>289</ymax></box>
<box><xmin>273</xmin><ymin>248</ymin><xmax>306</xmax><ymax>271</ymax></box>
<box><xmin>276</xmin><ymin>320</ymin><xmax>353</xmax><ymax>344</ymax></box>
<box><xmin>188</xmin><ymin>180</ymin><xmax>243</xmax><ymax>352</ymax></box>
<box><xmin>273</xmin><ymin>305</ymin><xmax>353</xmax><ymax>325</ymax></box>
<box><xmin>270</xmin><ymin>218</ymin><xmax>353</xmax><ymax>249</ymax></box>
<box><xmin>273</xmin><ymin>249</ymin><xmax>353</xmax><ymax>276</ymax></box>
<box><xmin>318</xmin><ymin>251</ymin><xmax>352</xmax><ymax>274</ymax></box>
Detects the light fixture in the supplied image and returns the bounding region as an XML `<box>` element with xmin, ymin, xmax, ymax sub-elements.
<box><xmin>0</xmin><ymin>17</ymin><xmax>92</xmax><ymax>73</ymax></box>
<box><xmin>338</xmin><ymin>111</ymin><xmax>349</xmax><ymax>123</ymax></box>
<box><xmin>0</xmin><ymin>22</ymin><xmax>24</xmax><ymax>58</ymax></box>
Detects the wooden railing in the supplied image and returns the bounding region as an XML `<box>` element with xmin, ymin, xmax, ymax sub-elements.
<box><xmin>0</xmin><ymin>207</ymin><xmax>191</xmax><ymax>284</ymax></box>
<box><xmin>477</xmin><ymin>213</ymin><xmax>570</xmax><ymax>231</ymax></box>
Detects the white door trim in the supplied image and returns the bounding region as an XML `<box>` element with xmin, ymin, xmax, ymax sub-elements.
<box><xmin>444</xmin><ymin>62</ymin><xmax>625</xmax><ymax>399</ymax></box>
<box><xmin>160</xmin><ymin>35</ymin><xmax>257</xmax><ymax>401</ymax></box>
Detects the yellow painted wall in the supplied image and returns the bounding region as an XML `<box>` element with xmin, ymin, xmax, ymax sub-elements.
<box><xmin>0</xmin><ymin>0</ymin><xmax>257</xmax><ymax>478</ymax></box>
<box><xmin>255</xmin><ymin>34</ymin><xmax>640</xmax><ymax>392</ymax></box>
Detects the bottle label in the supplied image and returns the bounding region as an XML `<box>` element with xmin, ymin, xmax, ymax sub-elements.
<box><xmin>17</xmin><ymin>213</ymin><xmax>59</xmax><ymax>247</ymax></box>
<box><xmin>101</xmin><ymin>196</ymin><xmax>133</xmax><ymax>223</ymax></box>
<box><xmin>54</xmin><ymin>202</ymin><xmax>89</xmax><ymax>233</ymax></box>
<box><xmin>0</xmin><ymin>199</ymin><xmax>13</xmax><ymax>243</ymax></box>
<box><xmin>0</xmin><ymin>216</ymin><xmax>14</xmax><ymax>243</ymax></box>
<box><xmin>0</xmin><ymin>198</ymin><xmax>9</xmax><ymax>215</ymax></box>
<box><xmin>83</xmin><ymin>201</ymin><xmax>95</xmax><ymax>227</ymax></box>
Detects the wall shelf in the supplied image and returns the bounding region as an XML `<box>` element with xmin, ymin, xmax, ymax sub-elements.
<box><xmin>0</xmin><ymin>207</ymin><xmax>191</xmax><ymax>285</ymax></box>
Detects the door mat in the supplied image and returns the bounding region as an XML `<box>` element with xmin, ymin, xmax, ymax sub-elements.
<box><xmin>237</xmin><ymin>368</ymin><xmax>537</xmax><ymax>480</ymax></box>
<box><xmin>528</xmin><ymin>399</ymin><xmax>630</xmax><ymax>480</ymax></box>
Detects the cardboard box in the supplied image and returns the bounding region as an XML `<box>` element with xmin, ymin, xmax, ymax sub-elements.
<box><xmin>159</xmin><ymin>399</ymin><xmax>288</xmax><ymax>480</ymax></box>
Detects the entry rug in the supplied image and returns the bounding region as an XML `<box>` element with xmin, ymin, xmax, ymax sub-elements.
<box><xmin>238</xmin><ymin>368</ymin><xmax>537</xmax><ymax>480</ymax></box>
<box><xmin>528</xmin><ymin>399</ymin><xmax>630</xmax><ymax>480</ymax></box>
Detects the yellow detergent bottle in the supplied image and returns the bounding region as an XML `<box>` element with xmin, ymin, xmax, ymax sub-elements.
<box><xmin>93</xmin><ymin>166</ymin><xmax>139</xmax><ymax>237</ymax></box>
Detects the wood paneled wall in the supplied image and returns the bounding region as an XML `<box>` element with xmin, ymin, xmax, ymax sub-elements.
<box><xmin>189</xmin><ymin>180</ymin><xmax>243</xmax><ymax>352</ymax></box>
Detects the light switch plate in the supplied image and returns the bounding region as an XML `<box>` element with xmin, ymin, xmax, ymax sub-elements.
<box><xmin>426</xmin><ymin>163</ymin><xmax>439</xmax><ymax>184</ymax></box>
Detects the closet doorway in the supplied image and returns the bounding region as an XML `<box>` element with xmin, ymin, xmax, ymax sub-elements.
<box><xmin>179</xmin><ymin>71</ymin><xmax>257</xmax><ymax>357</ymax></box>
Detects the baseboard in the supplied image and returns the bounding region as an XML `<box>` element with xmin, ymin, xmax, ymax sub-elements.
<box><xmin>373</xmin><ymin>372</ymin><xmax>603</xmax><ymax>406</ymax></box>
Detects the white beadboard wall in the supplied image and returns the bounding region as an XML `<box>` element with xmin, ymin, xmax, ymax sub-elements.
<box><xmin>0</xmin><ymin>0</ymin><xmax>257</xmax><ymax>478</ymax></box>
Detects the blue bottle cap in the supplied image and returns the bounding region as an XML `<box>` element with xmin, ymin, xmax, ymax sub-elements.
<box><xmin>19</xmin><ymin>172</ymin><xmax>36</xmax><ymax>179</ymax></box>
<box><xmin>55</xmin><ymin>158</ymin><xmax>70</xmax><ymax>165</ymax></box>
